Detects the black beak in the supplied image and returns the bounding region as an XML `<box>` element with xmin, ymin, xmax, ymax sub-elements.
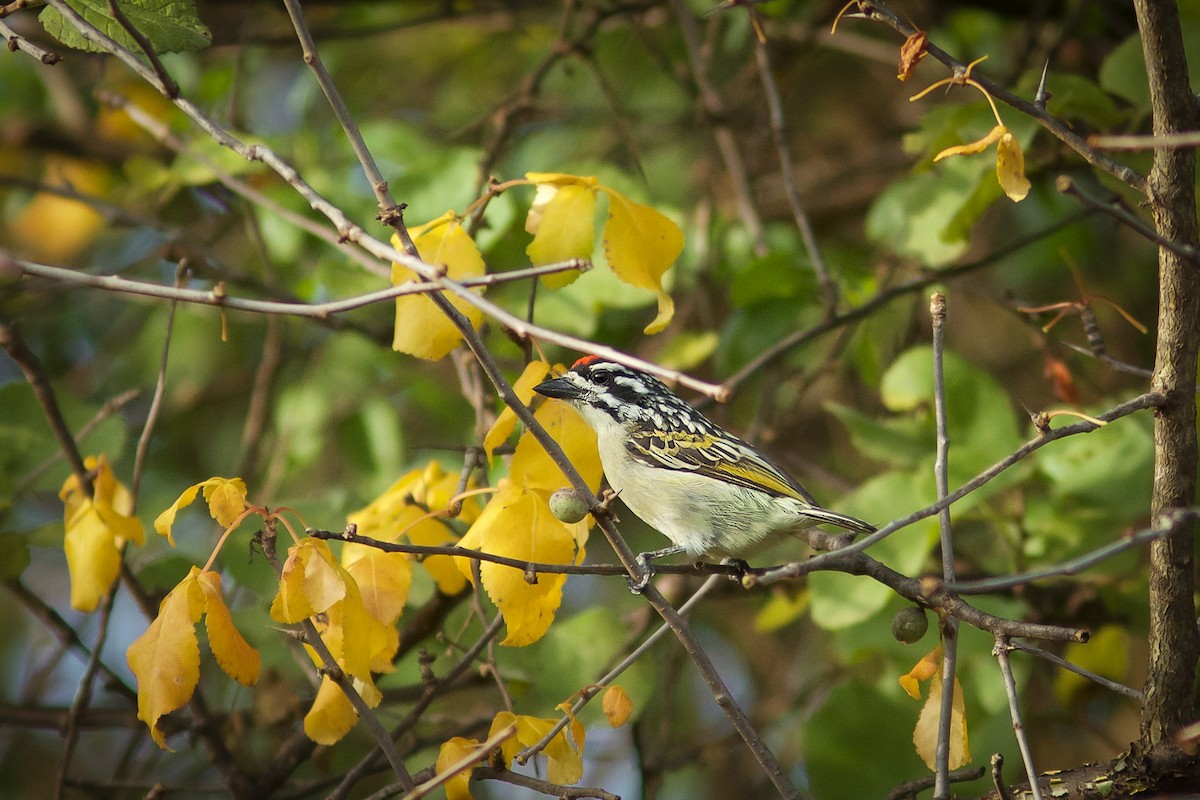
<box><xmin>533</xmin><ymin>376</ymin><xmax>580</xmax><ymax>400</ymax></box>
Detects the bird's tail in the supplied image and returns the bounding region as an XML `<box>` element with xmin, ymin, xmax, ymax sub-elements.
<box><xmin>803</xmin><ymin>507</ymin><xmax>876</xmax><ymax>535</ymax></box>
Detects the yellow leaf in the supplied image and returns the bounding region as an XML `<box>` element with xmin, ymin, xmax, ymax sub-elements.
<box><xmin>483</xmin><ymin>361</ymin><xmax>553</xmax><ymax>460</ymax></box>
<box><xmin>510</xmin><ymin>397</ymin><xmax>602</xmax><ymax>496</ymax></box>
<box><xmin>197</xmin><ymin>570</ymin><xmax>260</xmax><ymax>686</ymax></box>
<box><xmin>61</xmin><ymin>455</ymin><xmax>143</xmax><ymax>611</ymax></box>
<box><xmin>126</xmin><ymin>568</ymin><xmax>205</xmax><ymax>750</ymax></box>
<box><xmin>602</xmin><ymin>685</ymin><xmax>633</xmax><ymax>727</ymax></box>
<box><xmin>526</xmin><ymin>183</ymin><xmax>597</xmax><ymax>289</ymax></box>
<box><xmin>391</xmin><ymin>214</ymin><xmax>485</xmax><ymax>360</ymax></box>
<box><xmin>437</xmin><ymin>736</ymin><xmax>482</xmax><ymax>800</ymax></box>
<box><xmin>1055</xmin><ymin>625</ymin><xmax>1128</xmax><ymax>708</ymax></box>
<box><xmin>303</xmin><ymin>675</ymin><xmax>358</xmax><ymax>745</ymax></box>
<box><xmin>899</xmin><ymin>646</ymin><xmax>942</xmax><ymax>700</ymax></box>
<box><xmin>270</xmin><ymin>539</ymin><xmax>346</xmax><ymax>624</ymax></box>
<box><xmin>201</xmin><ymin>477</ymin><xmax>249</xmax><ymax>527</ymax></box>
<box><xmin>343</xmin><ymin>549</ymin><xmax>412</xmax><ymax>627</ymax></box>
<box><xmin>463</xmin><ymin>486</ymin><xmax>577</xmax><ymax>646</ymax></box>
<box><xmin>320</xmin><ymin>568</ymin><xmax>398</xmax><ymax>679</ymax></box>
<box><xmin>913</xmin><ymin>671</ymin><xmax>971</xmax><ymax>770</ymax></box>
<box><xmin>598</xmin><ymin>186</ymin><xmax>683</xmax><ymax>334</ymax></box>
<box><xmin>347</xmin><ymin>461</ymin><xmax>473</xmax><ymax>595</ymax></box>
<box><xmin>933</xmin><ymin>124</ymin><xmax>1007</xmax><ymax>162</ymax></box>
<box><xmin>492</xmin><ymin>712</ymin><xmax>584</xmax><ymax>785</ymax></box>
<box><xmin>996</xmin><ymin>131</ymin><xmax>1031</xmax><ymax>202</ymax></box>
<box><xmin>63</xmin><ymin>500</ymin><xmax>123</xmax><ymax>613</ymax></box>
<box><xmin>524</xmin><ymin>173</ymin><xmax>599</xmax><ymax>235</ymax></box>
<box><xmin>154</xmin><ymin>477</ymin><xmax>247</xmax><ymax>544</ymax></box>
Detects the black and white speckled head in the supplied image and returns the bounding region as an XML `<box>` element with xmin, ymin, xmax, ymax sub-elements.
<box><xmin>533</xmin><ymin>356</ymin><xmax>721</xmax><ymax>436</ymax></box>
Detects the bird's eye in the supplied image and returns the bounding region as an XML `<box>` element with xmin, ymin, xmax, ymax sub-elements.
<box><xmin>593</xmin><ymin>371</ymin><xmax>611</xmax><ymax>385</ymax></box>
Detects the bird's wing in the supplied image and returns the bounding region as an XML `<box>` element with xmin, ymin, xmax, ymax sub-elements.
<box><xmin>625</xmin><ymin>429</ymin><xmax>818</xmax><ymax>505</ymax></box>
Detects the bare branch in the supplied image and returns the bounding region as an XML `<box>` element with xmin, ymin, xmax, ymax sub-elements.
<box><xmin>994</xmin><ymin>636</ymin><xmax>1045</xmax><ymax>800</ymax></box>
<box><xmin>0</xmin><ymin>17</ymin><xmax>60</xmax><ymax>63</ymax></box>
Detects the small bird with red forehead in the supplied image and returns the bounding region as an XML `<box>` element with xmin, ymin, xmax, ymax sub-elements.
<box><xmin>534</xmin><ymin>356</ymin><xmax>874</xmax><ymax>591</ymax></box>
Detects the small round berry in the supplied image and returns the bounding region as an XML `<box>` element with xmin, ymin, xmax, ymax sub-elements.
<box><xmin>892</xmin><ymin>606</ymin><xmax>929</xmax><ymax>644</ymax></box>
<box><xmin>549</xmin><ymin>488</ymin><xmax>590</xmax><ymax>524</ymax></box>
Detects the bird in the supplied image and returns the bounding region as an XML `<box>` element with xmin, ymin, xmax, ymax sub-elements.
<box><xmin>533</xmin><ymin>355</ymin><xmax>875</xmax><ymax>590</ymax></box>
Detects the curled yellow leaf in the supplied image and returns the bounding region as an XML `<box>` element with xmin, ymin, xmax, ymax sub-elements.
<box><xmin>197</xmin><ymin>570</ymin><xmax>260</xmax><ymax>687</ymax></box>
<box><xmin>899</xmin><ymin>645</ymin><xmax>942</xmax><ymax>700</ymax></box>
<box><xmin>932</xmin><ymin>124</ymin><xmax>1007</xmax><ymax>162</ymax></box>
<box><xmin>126</xmin><ymin>568</ymin><xmax>206</xmax><ymax>750</ymax></box>
<box><xmin>303</xmin><ymin>675</ymin><xmax>358</xmax><ymax>745</ymax></box>
<box><xmin>598</xmin><ymin>186</ymin><xmax>682</xmax><ymax>334</ymax></box>
<box><xmin>391</xmin><ymin>214</ymin><xmax>485</xmax><ymax>361</ymax></box>
<box><xmin>153</xmin><ymin>477</ymin><xmax>248</xmax><ymax>545</ymax></box>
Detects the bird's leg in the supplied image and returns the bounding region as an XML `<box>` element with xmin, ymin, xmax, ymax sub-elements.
<box><xmin>720</xmin><ymin>556</ymin><xmax>751</xmax><ymax>583</ymax></box>
<box><xmin>628</xmin><ymin>545</ymin><xmax>684</xmax><ymax>594</ymax></box>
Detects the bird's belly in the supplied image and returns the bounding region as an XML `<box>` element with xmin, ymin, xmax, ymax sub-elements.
<box><xmin>601</xmin><ymin>448</ymin><xmax>799</xmax><ymax>557</ymax></box>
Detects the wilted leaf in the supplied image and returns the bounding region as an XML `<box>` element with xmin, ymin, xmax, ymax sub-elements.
<box><xmin>197</xmin><ymin>570</ymin><xmax>260</xmax><ymax>687</ymax></box>
<box><xmin>154</xmin><ymin>476</ymin><xmax>248</xmax><ymax>544</ymax></box>
<box><xmin>126</xmin><ymin>568</ymin><xmax>205</xmax><ymax>749</ymax></box>
<box><xmin>391</xmin><ymin>214</ymin><xmax>485</xmax><ymax>360</ymax></box>
<box><xmin>897</xmin><ymin>31</ymin><xmax>928</xmax><ymax>80</ymax></box>
<box><xmin>996</xmin><ymin>130</ymin><xmax>1031</xmax><ymax>201</ymax></box>
<box><xmin>456</xmin><ymin>485</ymin><xmax>577</xmax><ymax>646</ymax></box>
<box><xmin>913</xmin><ymin>671</ymin><xmax>970</xmax><ymax>770</ymax></box>
<box><xmin>1044</xmin><ymin>352</ymin><xmax>1080</xmax><ymax>404</ymax></box>
<box><xmin>437</xmin><ymin>736</ymin><xmax>482</xmax><ymax>800</ymax></box>
<box><xmin>602</xmin><ymin>685</ymin><xmax>633</xmax><ymax>727</ymax></box>
<box><xmin>899</xmin><ymin>646</ymin><xmax>942</xmax><ymax>699</ymax></box>
<box><xmin>933</xmin><ymin>124</ymin><xmax>1007</xmax><ymax>161</ymax></box>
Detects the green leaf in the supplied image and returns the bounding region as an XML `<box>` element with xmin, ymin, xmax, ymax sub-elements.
<box><xmin>1037</xmin><ymin>410</ymin><xmax>1153</xmax><ymax>515</ymax></box>
<box><xmin>40</xmin><ymin>0</ymin><xmax>211</xmax><ymax>55</ymax></box>
<box><xmin>826</xmin><ymin>401</ymin><xmax>928</xmax><ymax>468</ymax></box>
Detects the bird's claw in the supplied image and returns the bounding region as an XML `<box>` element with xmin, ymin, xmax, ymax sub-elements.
<box><xmin>627</xmin><ymin>553</ymin><xmax>655</xmax><ymax>594</ymax></box>
<box><xmin>721</xmin><ymin>557</ymin><xmax>751</xmax><ymax>582</ymax></box>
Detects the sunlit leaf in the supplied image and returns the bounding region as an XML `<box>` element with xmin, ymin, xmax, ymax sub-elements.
<box><xmin>897</xmin><ymin>31</ymin><xmax>928</xmax><ymax>80</ymax></box>
<box><xmin>154</xmin><ymin>476</ymin><xmax>248</xmax><ymax>545</ymax></box>
<box><xmin>598</xmin><ymin>186</ymin><xmax>682</xmax><ymax>334</ymax></box>
<box><xmin>526</xmin><ymin>182</ymin><xmax>598</xmax><ymax>289</ymax></box>
<box><xmin>270</xmin><ymin>538</ymin><xmax>346</xmax><ymax>624</ymax></box>
<box><xmin>489</xmin><ymin>711</ymin><xmax>584</xmax><ymax>785</ymax></box>
<box><xmin>899</xmin><ymin>646</ymin><xmax>942</xmax><ymax>700</ymax></box>
<box><xmin>933</xmin><ymin>124</ymin><xmax>1006</xmax><ymax>161</ymax></box>
<box><xmin>390</xmin><ymin>214</ymin><xmax>485</xmax><ymax>360</ymax></box>
<box><xmin>126</xmin><ymin>568</ymin><xmax>205</xmax><ymax>750</ymax></box>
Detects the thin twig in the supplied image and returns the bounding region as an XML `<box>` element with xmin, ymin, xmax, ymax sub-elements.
<box><xmin>472</xmin><ymin>767</ymin><xmax>621</xmax><ymax>800</ymax></box>
<box><xmin>13</xmin><ymin>258</ymin><xmax>590</xmax><ymax>317</ymax></box>
<box><xmin>130</xmin><ymin>263</ymin><xmax>182</xmax><ymax>503</ymax></box>
<box><xmin>752</xmin><ymin>23</ymin><xmax>838</xmax><ymax>317</ymax></box>
<box><xmin>944</xmin><ymin>518</ymin><xmax>1185</xmax><ymax>595</ymax></box>
<box><xmin>883</xmin><ymin>765</ymin><xmax>985</xmax><ymax>800</ymax></box>
<box><xmin>721</xmin><ymin>210</ymin><xmax>1094</xmax><ymax>394</ymax></box>
<box><xmin>1007</xmin><ymin>641</ymin><xmax>1142</xmax><ymax>701</ymax></box>
<box><xmin>994</xmin><ymin>636</ymin><xmax>1044</xmax><ymax>800</ymax></box>
<box><xmin>0</xmin><ymin>17</ymin><xmax>61</xmax><ymax>63</ymax></box>
<box><xmin>1056</xmin><ymin>175</ymin><xmax>1200</xmax><ymax>264</ymax></box>
<box><xmin>106</xmin><ymin>0</ymin><xmax>177</xmax><ymax>97</ymax></box>
<box><xmin>847</xmin><ymin>0</ymin><xmax>1147</xmax><ymax>194</ymax></box>
<box><xmin>754</xmin><ymin>392</ymin><xmax>1164</xmax><ymax>585</ymax></box>
<box><xmin>517</xmin><ymin>574</ymin><xmax>723</xmax><ymax>763</ymax></box>
<box><xmin>670</xmin><ymin>0</ymin><xmax>767</xmax><ymax>254</ymax></box>
<box><xmin>929</xmin><ymin>291</ymin><xmax>959</xmax><ymax>800</ymax></box>
<box><xmin>0</xmin><ymin>319</ymin><xmax>92</xmax><ymax>495</ymax></box>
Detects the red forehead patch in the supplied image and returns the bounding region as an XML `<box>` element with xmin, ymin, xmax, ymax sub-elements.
<box><xmin>572</xmin><ymin>354</ymin><xmax>603</xmax><ymax>369</ymax></box>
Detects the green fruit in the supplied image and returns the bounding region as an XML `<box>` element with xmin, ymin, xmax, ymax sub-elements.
<box><xmin>549</xmin><ymin>488</ymin><xmax>590</xmax><ymax>524</ymax></box>
<box><xmin>892</xmin><ymin>606</ymin><xmax>929</xmax><ymax>644</ymax></box>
